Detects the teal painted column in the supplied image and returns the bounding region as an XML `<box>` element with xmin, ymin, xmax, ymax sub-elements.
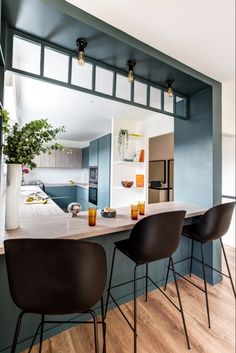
<box><xmin>174</xmin><ymin>86</ymin><xmax>222</xmax><ymax>285</ymax></box>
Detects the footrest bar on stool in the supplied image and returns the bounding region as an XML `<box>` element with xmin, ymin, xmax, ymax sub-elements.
<box><xmin>147</xmin><ymin>276</ymin><xmax>181</xmax><ymax>312</ymax></box>
<box><xmin>170</xmin><ymin>269</ymin><xmax>205</xmax><ymax>292</ymax></box>
<box><xmin>173</xmin><ymin>256</ymin><xmax>192</xmax><ymax>265</ymax></box>
<box><xmin>43</xmin><ymin>320</ymin><xmax>104</xmax><ymax>325</ymax></box>
<box><xmin>109</xmin><ymin>275</ymin><xmax>146</xmax><ymax>291</ymax></box>
<box><xmin>109</xmin><ymin>292</ymin><xmax>134</xmax><ymax>331</ymax></box>
<box><xmin>191</xmin><ymin>257</ymin><xmax>231</xmax><ymax>278</ymax></box>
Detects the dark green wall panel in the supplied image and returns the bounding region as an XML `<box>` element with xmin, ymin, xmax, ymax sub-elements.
<box><xmin>174</xmin><ymin>86</ymin><xmax>222</xmax><ymax>285</ymax></box>
<box><xmin>174</xmin><ymin>87</ymin><xmax>213</xmax><ymax>207</ymax></box>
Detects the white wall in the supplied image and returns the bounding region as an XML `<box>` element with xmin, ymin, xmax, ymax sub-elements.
<box><xmin>222</xmin><ymin>80</ymin><xmax>235</xmax><ymax>135</ymax></box>
<box><xmin>222</xmin><ymin>135</ymin><xmax>235</xmax><ymax>197</ymax></box>
<box><xmin>138</xmin><ymin>113</ymin><xmax>174</xmax><ymax>138</ymax></box>
<box><xmin>222</xmin><ymin>134</ymin><xmax>235</xmax><ymax>247</ymax></box>
<box><xmin>23</xmin><ymin>167</ymin><xmax>89</xmax><ymax>185</ymax></box>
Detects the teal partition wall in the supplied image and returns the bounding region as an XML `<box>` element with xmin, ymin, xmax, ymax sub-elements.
<box><xmin>174</xmin><ymin>86</ymin><xmax>222</xmax><ymax>285</ymax></box>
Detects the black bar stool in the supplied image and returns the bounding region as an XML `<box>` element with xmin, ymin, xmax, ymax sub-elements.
<box><xmin>105</xmin><ymin>211</ymin><xmax>190</xmax><ymax>353</ymax></box>
<box><xmin>4</xmin><ymin>239</ymin><xmax>107</xmax><ymax>353</ymax></box>
<box><xmin>165</xmin><ymin>202</ymin><xmax>236</xmax><ymax>328</ymax></box>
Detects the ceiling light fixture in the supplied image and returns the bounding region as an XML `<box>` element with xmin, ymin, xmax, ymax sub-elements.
<box><xmin>167</xmin><ymin>80</ymin><xmax>174</xmax><ymax>97</ymax></box>
<box><xmin>127</xmin><ymin>60</ymin><xmax>136</xmax><ymax>82</ymax></box>
<box><xmin>76</xmin><ymin>38</ymin><xmax>87</xmax><ymax>66</ymax></box>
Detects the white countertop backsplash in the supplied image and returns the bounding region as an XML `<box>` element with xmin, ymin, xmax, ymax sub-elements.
<box><xmin>24</xmin><ymin>167</ymin><xmax>89</xmax><ymax>185</ymax></box>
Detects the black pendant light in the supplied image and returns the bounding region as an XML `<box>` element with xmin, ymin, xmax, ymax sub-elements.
<box><xmin>167</xmin><ymin>80</ymin><xmax>174</xmax><ymax>97</ymax></box>
<box><xmin>127</xmin><ymin>60</ymin><xmax>136</xmax><ymax>82</ymax></box>
<box><xmin>76</xmin><ymin>38</ymin><xmax>87</xmax><ymax>66</ymax></box>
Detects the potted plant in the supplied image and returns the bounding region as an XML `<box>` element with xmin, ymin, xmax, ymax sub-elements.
<box><xmin>118</xmin><ymin>129</ymin><xmax>129</xmax><ymax>159</ymax></box>
<box><xmin>0</xmin><ymin>109</ymin><xmax>65</xmax><ymax>230</ymax></box>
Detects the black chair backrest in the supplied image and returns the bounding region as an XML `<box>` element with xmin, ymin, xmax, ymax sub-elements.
<box><xmin>4</xmin><ymin>239</ymin><xmax>107</xmax><ymax>315</ymax></box>
<box><xmin>129</xmin><ymin>211</ymin><xmax>186</xmax><ymax>263</ymax></box>
<box><xmin>196</xmin><ymin>202</ymin><xmax>236</xmax><ymax>241</ymax></box>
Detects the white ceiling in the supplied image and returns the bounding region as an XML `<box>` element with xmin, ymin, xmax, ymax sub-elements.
<box><xmin>66</xmin><ymin>0</ymin><xmax>235</xmax><ymax>104</ymax></box>
<box><xmin>13</xmin><ymin>74</ymin><xmax>155</xmax><ymax>142</ymax></box>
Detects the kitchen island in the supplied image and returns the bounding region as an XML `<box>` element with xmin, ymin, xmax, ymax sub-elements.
<box><xmin>0</xmin><ymin>187</ymin><xmax>207</xmax><ymax>353</ymax></box>
<box><xmin>0</xmin><ymin>186</ymin><xmax>205</xmax><ymax>255</ymax></box>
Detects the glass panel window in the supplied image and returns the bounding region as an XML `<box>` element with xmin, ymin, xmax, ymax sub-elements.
<box><xmin>164</xmin><ymin>91</ymin><xmax>174</xmax><ymax>113</ymax></box>
<box><xmin>95</xmin><ymin>67</ymin><xmax>114</xmax><ymax>95</ymax></box>
<box><xmin>71</xmin><ymin>58</ymin><xmax>93</xmax><ymax>89</ymax></box>
<box><xmin>116</xmin><ymin>74</ymin><xmax>131</xmax><ymax>101</ymax></box>
<box><xmin>134</xmin><ymin>80</ymin><xmax>147</xmax><ymax>105</ymax></box>
<box><xmin>12</xmin><ymin>36</ymin><xmax>41</xmax><ymax>74</ymax></box>
<box><xmin>150</xmin><ymin>86</ymin><xmax>161</xmax><ymax>109</ymax></box>
<box><xmin>176</xmin><ymin>96</ymin><xmax>187</xmax><ymax>117</ymax></box>
<box><xmin>44</xmin><ymin>47</ymin><xmax>69</xmax><ymax>82</ymax></box>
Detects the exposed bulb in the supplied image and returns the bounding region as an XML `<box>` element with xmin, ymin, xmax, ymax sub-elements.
<box><xmin>128</xmin><ymin>70</ymin><xmax>134</xmax><ymax>82</ymax></box>
<box><xmin>167</xmin><ymin>85</ymin><xmax>173</xmax><ymax>97</ymax></box>
<box><xmin>77</xmin><ymin>51</ymin><xmax>85</xmax><ymax>65</ymax></box>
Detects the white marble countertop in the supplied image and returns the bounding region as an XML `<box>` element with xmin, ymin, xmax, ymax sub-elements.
<box><xmin>0</xmin><ymin>191</ymin><xmax>205</xmax><ymax>255</ymax></box>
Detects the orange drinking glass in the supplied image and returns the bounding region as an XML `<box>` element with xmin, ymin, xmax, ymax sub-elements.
<box><xmin>138</xmin><ymin>201</ymin><xmax>145</xmax><ymax>215</ymax></box>
<box><xmin>88</xmin><ymin>207</ymin><xmax>97</xmax><ymax>226</ymax></box>
<box><xmin>131</xmin><ymin>204</ymin><xmax>139</xmax><ymax>220</ymax></box>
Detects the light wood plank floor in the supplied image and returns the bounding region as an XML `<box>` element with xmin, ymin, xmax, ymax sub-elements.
<box><xmin>22</xmin><ymin>246</ymin><xmax>235</xmax><ymax>353</ymax></box>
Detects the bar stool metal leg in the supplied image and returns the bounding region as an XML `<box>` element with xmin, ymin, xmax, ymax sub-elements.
<box><xmin>189</xmin><ymin>240</ymin><xmax>194</xmax><ymax>277</ymax></box>
<box><xmin>90</xmin><ymin>311</ymin><xmax>99</xmax><ymax>353</ymax></box>
<box><xmin>145</xmin><ymin>264</ymin><xmax>148</xmax><ymax>302</ymax></box>
<box><xmin>171</xmin><ymin>258</ymin><xmax>190</xmax><ymax>350</ymax></box>
<box><xmin>134</xmin><ymin>265</ymin><xmax>139</xmax><ymax>353</ymax></box>
<box><xmin>11</xmin><ymin>311</ymin><xmax>24</xmax><ymax>353</ymax></box>
<box><xmin>164</xmin><ymin>257</ymin><xmax>171</xmax><ymax>291</ymax></box>
<box><xmin>220</xmin><ymin>238</ymin><xmax>236</xmax><ymax>298</ymax></box>
<box><xmin>28</xmin><ymin>322</ymin><xmax>41</xmax><ymax>353</ymax></box>
<box><xmin>200</xmin><ymin>243</ymin><xmax>211</xmax><ymax>328</ymax></box>
<box><xmin>105</xmin><ymin>247</ymin><xmax>117</xmax><ymax>316</ymax></box>
<box><xmin>39</xmin><ymin>314</ymin><xmax>44</xmax><ymax>353</ymax></box>
<box><xmin>100</xmin><ymin>297</ymin><xmax>106</xmax><ymax>353</ymax></box>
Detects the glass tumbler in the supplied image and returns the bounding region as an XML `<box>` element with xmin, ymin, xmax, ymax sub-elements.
<box><xmin>138</xmin><ymin>201</ymin><xmax>145</xmax><ymax>215</ymax></box>
<box><xmin>88</xmin><ymin>207</ymin><xmax>97</xmax><ymax>226</ymax></box>
<box><xmin>131</xmin><ymin>204</ymin><xmax>139</xmax><ymax>220</ymax></box>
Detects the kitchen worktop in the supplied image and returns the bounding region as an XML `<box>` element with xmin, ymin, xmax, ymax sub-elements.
<box><xmin>0</xmin><ymin>185</ymin><xmax>205</xmax><ymax>255</ymax></box>
<box><xmin>44</xmin><ymin>182</ymin><xmax>89</xmax><ymax>188</ymax></box>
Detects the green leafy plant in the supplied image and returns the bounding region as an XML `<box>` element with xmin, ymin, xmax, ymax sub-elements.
<box><xmin>0</xmin><ymin>109</ymin><xmax>65</xmax><ymax>169</ymax></box>
<box><xmin>118</xmin><ymin>129</ymin><xmax>129</xmax><ymax>157</ymax></box>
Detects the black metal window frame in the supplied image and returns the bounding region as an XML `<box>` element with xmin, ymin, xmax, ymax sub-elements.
<box><xmin>5</xmin><ymin>28</ymin><xmax>189</xmax><ymax>120</ymax></box>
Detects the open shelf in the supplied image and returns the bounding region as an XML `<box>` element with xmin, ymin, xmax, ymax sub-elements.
<box><xmin>113</xmin><ymin>161</ymin><xmax>145</xmax><ymax>165</ymax></box>
<box><xmin>114</xmin><ymin>135</ymin><xmax>145</xmax><ymax>141</ymax></box>
<box><xmin>113</xmin><ymin>186</ymin><xmax>144</xmax><ymax>190</ymax></box>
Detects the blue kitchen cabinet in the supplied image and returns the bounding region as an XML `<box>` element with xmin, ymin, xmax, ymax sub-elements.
<box><xmin>45</xmin><ymin>185</ymin><xmax>77</xmax><ymax>211</ymax></box>
<box><xmin>98</xmin><ymin>134</ymin><xmax>111</xmax><ymax>197</ymax></box>
<box><xmin>79</xmin><ymin>199</ymin><xmax>88</xmax><ymax>211</ymax></box>
<box><xmin>77</xmin><ymin>186</ymin><xmax>89</xmax><ymax>211</ymax></box>
<box><xmin>77</xmin><ymin>186</ymin><xmax>88</xmax><ymax>201</ymax></box>
<box><xmin>98</xmin><ymin>192</ymin><xmax>110</xmax><ymax>210</ymax></box>
<box><xmin>82</xmin><ymin>146</ymin><xmax>89</xmax><ymax>168</ymax></box>
<box><xmin>89</xmin><ymin>139</ymin><xmax>98</xmax><ymax>166</ymax></box>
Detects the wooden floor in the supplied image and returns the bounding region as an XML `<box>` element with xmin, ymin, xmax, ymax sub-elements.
<box><xmin>22</xmin><ymin>246</ymin><xmax>235</xmax><ymax>353</ymax></box>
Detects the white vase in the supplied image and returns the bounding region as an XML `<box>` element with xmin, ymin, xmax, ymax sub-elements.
<box><xmin>5</xmin><ymin>164</ymin><xmax>22</xmax><ymax>230</ymax></box>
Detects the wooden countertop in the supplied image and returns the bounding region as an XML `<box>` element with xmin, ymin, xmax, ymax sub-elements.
<box><xmin>0</xmin><ymin>190</ymin><xmax>205</xmax><ymax>255</ymax></box>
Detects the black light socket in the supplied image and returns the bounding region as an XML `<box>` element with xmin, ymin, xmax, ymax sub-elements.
<box><xmin>76</xmin><ymin>38</ymin><xmax>87</xmax><ymax>52</ymax></box>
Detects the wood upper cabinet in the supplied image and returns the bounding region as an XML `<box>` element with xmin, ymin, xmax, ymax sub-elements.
<box><xmin>35</xmin><ymin>148</ymin><xmax>82</xmax><ymax>168</ymax></box>
<box><xmin>70</xmin><ymin>148</ymin><xmax>82</xmax><ymax>169</ymax></box>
